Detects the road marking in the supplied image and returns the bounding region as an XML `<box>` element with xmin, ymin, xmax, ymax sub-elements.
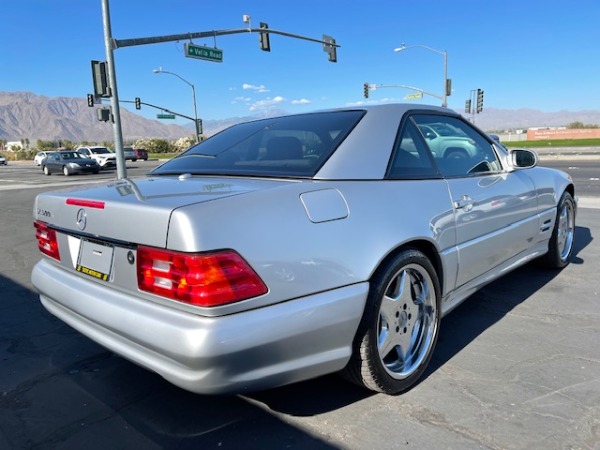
<box><xmin>578</xmin><ymin>197</ymin><xmax>600</xmax><ymax>209</ymax></box>
<box><xmin>0</xmin><ymin>180</ymin><xmax>104</xmax><ymax>191</ymax></box>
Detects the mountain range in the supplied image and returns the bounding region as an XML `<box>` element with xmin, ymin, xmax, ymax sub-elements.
<box><xmin>1</xmin><ymin>91</ymin><xmax>599</xmax><ymax>143</ymax></box>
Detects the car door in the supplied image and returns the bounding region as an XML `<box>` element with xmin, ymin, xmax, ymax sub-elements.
<box><xmin>46</xmin><ymin>153</ymin><xmax>60</xmax><ymax>172</ymax></box>
<box><xmin>411</xmin><ymin>114</ymin><xmax>539</xmax><ymax>288</ymax></box>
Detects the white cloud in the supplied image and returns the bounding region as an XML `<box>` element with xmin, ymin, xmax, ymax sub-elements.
<box><xmin>249</xmin><ymin>96</ymin><xmax>286</xmax><ymax>111</ymax></box>
<box><xmin>291</xmin><ymin>98</ymin><xmax>311</xmax><ymax>105</ymax></box>
<box><xmin>243</xmin><ymin>83</ymin><xmax>270</xmax><ymax>93</ymax></box>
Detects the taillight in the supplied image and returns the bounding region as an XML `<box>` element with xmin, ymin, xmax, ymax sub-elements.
<box><xmin>34</xmin><ymin>221</ymin><xmax>60</xmax><ymax>260</ymax></box>
<box><xmin>137</xmin><ymin>246</ymin><xmax>268</xmax><ymax>307</ymax></box>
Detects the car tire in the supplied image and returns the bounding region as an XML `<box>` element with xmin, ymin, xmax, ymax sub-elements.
<box><xmin>43</xmin><ymin>166</ymin><xmax>51</xmax><ymax>176</ymax></box>
<box><xmin>93</xmin><ymin>169</ymin><xmax>99</xmax><ymax>174</ymax></box>
<box><xmin>343</xmin><ymin>248</ymin><xmax>441</xmax><ymax>394</ymax></box>
<box><xmin>63</xmin><ymin>166</ymin><xmax>70</xmax><ymax>176</ymax></box>
<box><xmin>444</xmin><ymin>148</ymin><xmax>469</xmax><ymax>159</ymax></box>
<box><xmin>541</xmin><ymin>191</ymin><xmax>575</xmax><ymax>269</ymax></box>
<box><xmin>132</xmin><ymin>158</ymin><xmax>137</xmax><ymax>162</ymax></box>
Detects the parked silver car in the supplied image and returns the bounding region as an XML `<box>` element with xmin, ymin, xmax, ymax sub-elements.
<box><xmin>31</xmin><ymin>104</ymin><xmax>576</xmax><ymax>395</ymax></box>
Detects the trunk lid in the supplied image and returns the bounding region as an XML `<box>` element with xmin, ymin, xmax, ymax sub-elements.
<box><xmin>34</xmin><ymin>175</ymin><xmax>292</xmax><ymax>247</ymax></box>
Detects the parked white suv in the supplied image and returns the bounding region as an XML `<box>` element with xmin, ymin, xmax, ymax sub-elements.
<box><xmin>77</xmin><ymin>146</ymin><xmax>116</xmax><ymax>169</ymax></box>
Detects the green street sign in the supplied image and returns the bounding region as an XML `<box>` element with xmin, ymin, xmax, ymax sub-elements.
<box><xmin>405</xmin><ymin>92</ymin><xmax>423</xmax><ymax>100</ymax></box>
<box><xmin>184</xmin><ymin>43</ymin><xmax>223</xmax><ymax>63</ymax></box>
<box><xmin>157</xmin><ymin>113</ymin><xmax>176</xmax><ymax>119</ymax></box>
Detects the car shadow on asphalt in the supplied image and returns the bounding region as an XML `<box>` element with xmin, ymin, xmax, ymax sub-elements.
<box><xmin>423</xmin><ymin>225</ymin><xmax>593</xmax><ymax>382</ymax></box>
<box><xmin>0</xmin><ymin>273</ymin><xmax>340</xmax><ymax>449</ymax></box>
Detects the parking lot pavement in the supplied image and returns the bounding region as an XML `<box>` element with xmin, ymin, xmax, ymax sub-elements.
<box><xmin>0</xmin><ymin>190</ymin><xmax>599</xmax><ymax>449</ymax></box>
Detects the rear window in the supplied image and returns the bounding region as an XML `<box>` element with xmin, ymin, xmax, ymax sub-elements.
<box><xmin>151</xmin><ymin>110</ymin><xmax>365</xmax><ymax>178</ymax></box>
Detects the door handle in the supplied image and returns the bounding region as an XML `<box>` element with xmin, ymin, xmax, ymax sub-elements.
<box><xmin>454</xmin><ymin>195</ymin><xmax>474</xmax><ymax>212</ymax></box>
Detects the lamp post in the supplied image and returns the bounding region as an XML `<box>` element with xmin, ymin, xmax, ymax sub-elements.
<box><xmin>152</xmin><ymin>67</ymin><xmax>200</xmax><ymax>143</ymax></box>
<box><xmin>394</xmin><ymin>43</ymin><xmax>448</xmax><ymax>107</ymax></box>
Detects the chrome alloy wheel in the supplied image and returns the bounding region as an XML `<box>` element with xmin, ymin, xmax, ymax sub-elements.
<box><xmin>377</xmin><ymin>263</ymin><xmax>438</xmax><ymax>379</ymax></box>
<box><xmin>557</xmin><ymin>199</ymin><xmax>575</xmax><ymax>262</ymax></box>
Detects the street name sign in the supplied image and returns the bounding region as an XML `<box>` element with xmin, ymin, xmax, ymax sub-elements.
<box><xmin>157</xmin><ymin>113</ymin><xmax>176</xmax><ymax>119</ymax></box>
<box><xmin>184</xmin><ymin>44</ymin><xmax>223</xmax><ymax>63</ymax></box>
<box><xmin>405</xmin><ymin>92</ymin><xmax>423</xmax><ymax>100</ymax></box>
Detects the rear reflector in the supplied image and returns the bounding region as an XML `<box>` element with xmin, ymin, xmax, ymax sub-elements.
<box><xmin>66</xmin><ymin>198</ymin><xmax>105</xmax><ymax>209</ymax></box>
<box><xmin>34</xmin><ymin>220</ymin><xmax>60</xmax><ymax>260</ymax></box>
<box><xmin>137</xmin><ymin>246</ymin><xmax>268</xmax><ymax>307</ymax></box>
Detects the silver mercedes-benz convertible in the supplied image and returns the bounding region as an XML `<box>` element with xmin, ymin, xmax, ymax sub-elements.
<box><xmin>31</xmin><ymin>104</ymin><xmax>576</xmax><ymax>395</ymax></box>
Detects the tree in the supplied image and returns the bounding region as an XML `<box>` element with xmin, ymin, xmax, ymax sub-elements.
<box><xmin>135</xmin><ymin>138</ymin><xmax>173</xmax><ymax>154</ymax></box>
<box><xmin>566</xmin><ymin>121</ymin><xmax>599</xmax><ymax>129</ymax></box>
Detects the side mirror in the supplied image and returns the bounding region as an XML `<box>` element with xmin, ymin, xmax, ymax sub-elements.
<box><xmin>511</xmin><ymin>149</ymin><xmax>538</xmax><ymax>168</ymax></box>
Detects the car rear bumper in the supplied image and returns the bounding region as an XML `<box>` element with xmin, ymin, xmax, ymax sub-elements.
<box><xmin>32</xmin><ymin>259</ymin><xmax>368</xmax><ymax>394</ymax></box>
<box><xmin>73</xmin><ymin>166</ymin><xmax>99</xmax><ymax>174</ymax></box>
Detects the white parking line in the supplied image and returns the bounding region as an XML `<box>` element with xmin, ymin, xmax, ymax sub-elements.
<box><xmin>0</xmin><ymin>179</ymin><xmax>104</xmax><ymax>191</ymax></box>
<box><xmin>578</xmin><ymin>197</ymin><xmax>600</xmax><ymax>209</ymax></box>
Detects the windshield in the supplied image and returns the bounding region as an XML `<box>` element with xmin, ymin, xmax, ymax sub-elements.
<box><xmin>151</xmin><ymin>110</ymin><xmax>365</xmax><ymax>178</ymax></box>
<box><xmin>61</xmin><ymin>152</ymin><xmax>82</xmax><ymax>159</ymax></box>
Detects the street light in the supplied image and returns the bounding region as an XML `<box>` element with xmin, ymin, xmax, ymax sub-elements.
<box><xmin>152</xmin><ymin>67</ymin><xmax>200</xmax><ymax>143</ymax></box>
<box><xmin>394</xmin><ymin>43</ymin><xmax>448</xmax><ymax>107</ymax></box>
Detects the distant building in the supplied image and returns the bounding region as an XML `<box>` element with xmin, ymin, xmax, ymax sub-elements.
<box><xmin>527</xmin><ymin>128</ymin><xmax>600</xmax><ymax>140</ymax></box>
<box><xmin>5</xmin><ymin>141</ymin><xmax>23</xmax><ymax>151</ymax></box>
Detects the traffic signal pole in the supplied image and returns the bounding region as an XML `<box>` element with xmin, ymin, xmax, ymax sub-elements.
<box><xmin>101</xmin><ymin>0</ymin><xmax>126</xmax><ymax>179</ymax></box>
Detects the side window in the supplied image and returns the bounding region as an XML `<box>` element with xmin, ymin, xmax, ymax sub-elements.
<box><xmin>387</xmin><ymin>120</ymin><xmax>438</xmax><ymax>179</ymax></box>
<box><xmin>412</xmin><ymin>114</ymin><xmax>502</xmax><ymax>178</ymax></box>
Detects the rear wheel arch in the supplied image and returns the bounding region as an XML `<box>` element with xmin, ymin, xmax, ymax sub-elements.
<box><xmin>372</xmin><ymin>240</ymin><xmax>444</xmax><ymax>294</ymax></box>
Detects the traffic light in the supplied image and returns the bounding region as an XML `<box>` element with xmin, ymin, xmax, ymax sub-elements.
<box><xmin>323</xmin><ymin>35</ymin><xmax>337</xmax><ymax>63</ymax></box>
<box><xmin>465</xmin><ymin>99</ymin><xmax>471</xmax><ymax>114</ymax></box>
<box><xmin>97</xmin><ymin>108</ymin><xmax>111</xmax><ymax>122</ymax></box>
<box><xmin>87</xmin><ymin>94</ymin><xmax>94</xmax><ymax>107</ymax></box>
<box><xmin>476</xmin><ymin>89</ymin><xmax>484</xmax><ymax>113</ymax></box>
<box><xmin>363</xmin><ymin>83</ymin><xmax>369</xmax><ymax>99</ymax></box>
<box><xmin>91</xmin><ymin>60</ymin><xmax>110</xmax><ymax>98</ymax></box>
<box><xmin>135</xmin><ymin>97</ymin><xmax>141</xmax><ymax>110</ymax></box>
<box><xmin>445</xmin><ymin>78</ymin><xmax>452</xmax><ymax>97</ymax></box>
<box><xmin>259</xmin><ymin>22</ymin><xmax>270</xmax><ymax>52</ymax></box>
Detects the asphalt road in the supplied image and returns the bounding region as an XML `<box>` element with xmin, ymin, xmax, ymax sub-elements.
<box><xmin>1</xmin><ymin>158</ymin><xmax>599</xmax><ymax>449</ymax></box>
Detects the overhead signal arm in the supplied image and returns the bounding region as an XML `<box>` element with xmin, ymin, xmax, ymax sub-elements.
<box><xmin>113</xmin><ymin>27</ymin><xmax>340</xmax><ymax>62</ymax></box>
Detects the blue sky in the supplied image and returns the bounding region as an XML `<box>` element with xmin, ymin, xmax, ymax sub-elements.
<box><xmin>1</xmin><ymin>0</ymin><xmax>599</xmax><ymax>125</ymax></box>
